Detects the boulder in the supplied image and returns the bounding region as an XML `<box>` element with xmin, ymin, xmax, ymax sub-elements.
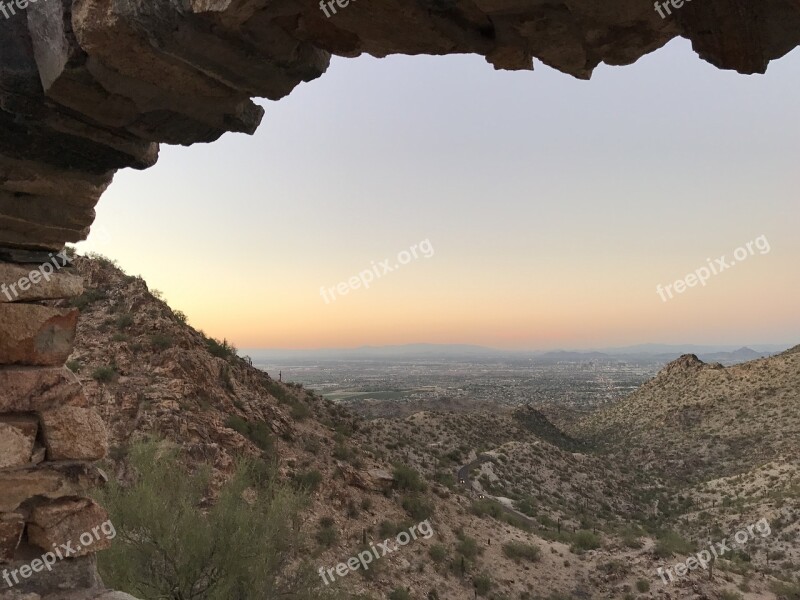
<box><xmin>0</xmin><ymin>367</ymin><xmax>87</xmax><ymax>413</ymax></box>
<box><xmin>0</xmin><ymin>463</ymin><xmax>106</xmax><ymax>513</ymax></box>
<box><xmin>0</xmin><ymin>417</ymin><xmax>38</xmax><ymax>469</ymax></box>
<box><xmin>0</xmin><ymin>262</ymin><xmax>83</xmax><ymax>303</ymax></box>
<box><xmin>0</xmin><ymin>554</ymin><xmax>101</xmax><ymax>596</ymax></box>
<box><xmin>27</xmin><ymin>498</ymin><xmax>113</xmax><ymax>558</ymax></box>
<box><xmin>39</xmin><ymin>407</ymin><xmax>108</xmax><ymax>462</ymax></box>
<box><xmin>0</xmin><ymin>305</ymin><xmax>78</xmax><ymax>366</ymax></box>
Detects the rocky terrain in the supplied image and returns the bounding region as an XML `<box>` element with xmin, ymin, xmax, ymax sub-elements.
<box><xmin>60</xmin><ymin>254</ymin><xmax>799</xmax><ymax>600</ymax></box>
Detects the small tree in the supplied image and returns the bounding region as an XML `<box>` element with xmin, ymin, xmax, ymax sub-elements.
<box><xmin>95</xmin><ymin>440</ymin><xmax>343</xmax><ymax>600</ymax></box>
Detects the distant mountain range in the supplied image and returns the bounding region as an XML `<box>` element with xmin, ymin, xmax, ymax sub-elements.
<box><xmin>243</xmin><ymin>342</ymin><xmax>791</xmax><ymax>365</ymax></box>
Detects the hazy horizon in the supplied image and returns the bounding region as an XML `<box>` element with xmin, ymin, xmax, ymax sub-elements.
<box><xmin>239</xmin><ymin>341</ymin><xmax>795</xmax><ymax>353</ymax></box>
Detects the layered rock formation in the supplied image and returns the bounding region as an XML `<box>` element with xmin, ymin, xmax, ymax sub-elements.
<box><xmin>0</xmin><ymin>255</ymin><xmax>113</xmax><ymax>599</ymax></box>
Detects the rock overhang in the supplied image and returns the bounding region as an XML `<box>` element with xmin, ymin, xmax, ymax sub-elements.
<box><xmin>0</xmin><ymin>0</ymin><xmax>797</xmax><ymax>250</ymax></box>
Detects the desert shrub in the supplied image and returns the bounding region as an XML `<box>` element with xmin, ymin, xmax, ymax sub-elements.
<box><xmin>433</xmin><ymin>471</ymin><xmax>455</xmax><ymax>488</ymax></box>
<box><xmin>94</xmin><ymin>440</ymin><xmax>334</xmax><ymax>600</ymax></box>
<box><xmin>316</xmin><ymin>518</ymin><xmax>338</xmax><ymax>548</ymax></box>
<box><xmin>402</xmin><ymin>494</ymin><xmax>434</xmax><ymax>521</ymax></box>
<box><xmin>66</xmin><ymin>360</ymin><xmax>81</xmax><ymax>373</ymax></box>
<box><xmin>379</xmin><ymin>520</ymin><xmax>404</xmax><ymax>538</ymax></box>
<box><xmin>393</xmin><ymin>464</ymin><xmax>426</xmax><ymax>492</ymax></box>
<box><xmin>332</xmin><ymin>443</ymin><xmax>356</xmax><ymax>462</ymax></box>
<box><xmin>388</xmin><ymin>589</ymin><xmax>410</xmax><ymax>600</ymax></box>
<box><xmin>470</xmin><ymin>499</ymin><xmax>503</xmax><ymax>519</ymax></box>
<box><xmin>225</xmin><ymin>415</ymin><xmax>248</xmax><ymax>434</ymax></box>
<box><xmin>473</xmin><ymin>573</ymin><xmax>492</xmax><ymax>596</ymax></box>
<box><xmin>456</xmin><ymin>535</ymin><xmax>481</xmax><ymax>560</ymax></box>
<box><xmin>224</xmin><ymin>416</ymin><xmax>274</xmax><ymax>453</ymax></box>
<box><xmin>654</xmin><ymin>530</ymin><xmax>694</xmax><ymax>558</ymax></box>
<box><xmin>264</xmin><ymin>380</ymin><xmax>291</xmax><ymax>403</ymax></box>
<box><xmin>116</xmin><ymin>313</ymin><xmax>134</xmax><ymax>329</ymax></box>
<box><xmin>149</xmin><ymin>333</ymin><xmax>173</xmax><ymax>351</ymax></box>
<box><xmin>502</xmin><ymin>541</ymin><xmax>540</xmax><ymax>563</ymax></box>
<box><xmin>206</xmin><ymin>336</ymin><xmax>237</xmax><ymax>360</ymax></box>
<box><xmin>636</xmin><ymin>579</ymin><xmax>650</xmax><ymax>592</ymax></box>
<box><xmin>571</xmin><ymin>530</ymin><xmax>601</xmax><ymax>552</ymax></box>
<box><xmin>719</xmin><ymin>591</ymin><xmax>743</xmax><ymax>600</ymax></box>
<box><xmin>290</xmin><ymin>400</ymin><xmax>312</xmax><ymax>421</ymax></box>
<box><xmin>91</xmin><ymin>365</ymin><xmax>117</xmax><ymax>383</ymax></box>
<box><xmin>293</xmin><ymin>469</ymin><xmax>323</xmax><ymax>492</ymax></box>
<box><xmin>70</xmin><ymin>288</ymin><xmax>107</xmax><ymax>310</ymax></box>
<box><xmin>516</xmin><ymin>497</ymin><xmax>537</xmax><ymax>517</ymax></box>
<box><xmin>429</xmin><ymin>544</ymin><xmax>447</xmax><ymax>563</ymax></box>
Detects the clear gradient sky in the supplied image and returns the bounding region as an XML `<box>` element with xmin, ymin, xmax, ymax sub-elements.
<box><xmin>75</xmin><ymin>38</ymin><xmax>800</xmax><ymax>350</ymax></box>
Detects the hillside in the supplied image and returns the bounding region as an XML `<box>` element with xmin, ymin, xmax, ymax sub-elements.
<box><xmin>578</xmin><ymin>352</ymin><xmax>800</xmax><ymax>484</ymax></box>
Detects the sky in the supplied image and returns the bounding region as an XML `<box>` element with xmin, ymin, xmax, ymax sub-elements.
<box><xmin>75</xmin><ymin>38</ymin><xmax>800</xmax><ymax>350</ymax></box>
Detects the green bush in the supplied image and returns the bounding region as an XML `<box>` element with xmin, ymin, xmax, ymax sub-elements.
<box><xmin>393</xmin><ymin>464</ymin><xmax>426</xmax><ymax>492</ymax></box>
<box><xmin>224</xmin><ymin>416</ymin><xmax>274</xmax><ymax>453</ymax></box>
<box><xmin>429</xmin><ymin>544</ymin><xmax>447</xmax><ymax>564</ymax></box>
<box><xmin>150</xmin><ymin>333</ymin><xmax>173</xmax><ymax>351</ymax></box>
<box><xmin>388</xmin><ymin>588</ymin><xmax>411</xmax><ymax>600</ymax></box>
<box><xmin>69</xmin><ymin>288</ymin><xmax>107</xmax><ymax>310</ymax></box>
<box><xmin>654</xmin><ymin>530</ymin><xmax>694</xmax><ymax>558</ymax></box>
<box><xmin>456</xmin><ymin>535</ymin><xmax>481</xmax><ymax>560</ymax></box>
<box><xmin>116</xmin><ymin>313</ymin><xmax>134</xmax><ymax>329</ymax></box>
<box><xmin>471</xmin><ymin>498</ymin><xmax>503</xmax><ymax>519</ymax></box>
<box><xmin>636</xmin><ymin>579</ymin><xmax>650</xmax><ymax>592</ymax></box>
<box><xmin>316</xmin><ymin>519</ymin><xmax>338</xmax><ymax>548</ymax></box>
<box><xmin>290</xmin><ymin>400</ymin><xmax>312</xmax><ymax>421</ymax></box>
<box><xmin>293</xmin><ymin>469</ymin><xmax>323</xmax><ymax>492</ymax></box>
<box><xmin>206</xmin><ymin>336</ymin><xmax>237</xmax><ymax>360</ymax></box>
<box><xmin>402</xmin><ymin>494</ymin><xmax>434</xmax><ymax>521</ymax></box>
<box><xmin>91</xmin><ymin>365</ymin><xmax>117</xmax><ymax>383</ymax></box>
<box><xmin>474</xmin><ymin>573</ymin><xmax>492</xmax><ymax>596</ymax></box>
<box><xmin>94</xmin><ymin>440</ymin><xmax>336</xmax><ymax>600</ymax></box>
<box><xmin>571</xmin><ymin>530</ymin><xmax>601</xmax><ymax>552</ymax></box>
<box><xmin>502</xmin><ymin>541</ymin><xmax>540</xmax><ymax>563</ymax></box>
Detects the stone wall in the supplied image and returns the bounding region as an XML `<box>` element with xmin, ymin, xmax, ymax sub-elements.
<box><xmin>0</xmin><ymin>254</ymin><xmax>122</xmax><ymax>600</ymax></box>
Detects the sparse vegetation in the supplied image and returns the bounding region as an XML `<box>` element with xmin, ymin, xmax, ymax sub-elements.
<box><xmin>502</xmin><ymin>541</ymin><xmax>540</xmax><ymax>563</ymax></box>
<box><xmin>91</xmin><ymin>365</ymin><xmax>117</xmax><ymax>383</ymax></box>
<box><xmin>95</xmin><ymin>440</ymin><xmax>332</xmax><ymax>600</ymax></box>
